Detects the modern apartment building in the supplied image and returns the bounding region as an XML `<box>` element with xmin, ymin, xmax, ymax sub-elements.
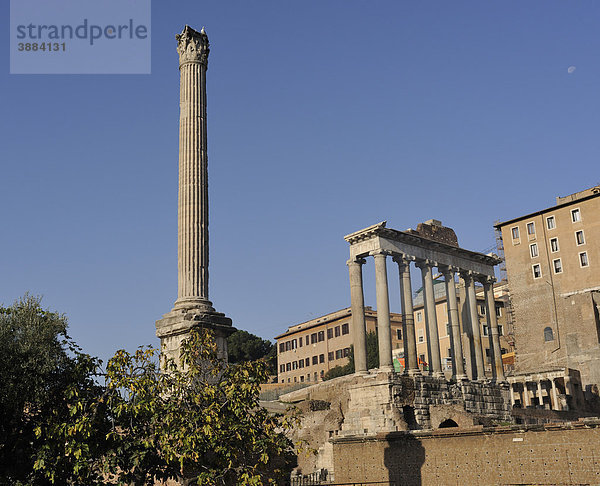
<box><xmin>275</xmin><ymin>307</ymin><xmax>403</xmax><ymax>384</ymax></box>
<box><xmin>495</xmin><ymin>186</ymin><xmax>600</xmax><ymax>390</ymax></box>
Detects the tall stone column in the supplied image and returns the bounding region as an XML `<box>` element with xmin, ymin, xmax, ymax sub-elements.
<box><xmin>348</xmin><ymin>258</ymin><xmax>368</xmax><ymax>374</ymax></box>
<box><xmin>482</xmin><ymin>277</ymin><xmax>505</xmax><ymax>382</ymax></box>
<box><xmin>393</xmin><ymin>256</ymin><xmax>419</xmax><ymax>375</ymax></box>
<box><xmin>462</xmin><ymin>271</ymin><xmax>485</xmax><ymax>380</ymax></box>
<box><xmin>416</xmin><ymin>259</ymin><xmax>443</xmax><ymax>378</ymax></box>
<box><xmin>440</xmin><ymin>265</ymin><xmax>466</xmax><ymax>380</ymax></box>
<box><xmin>156</xmin><ymin>26</ymin><xmax>234</xmax><ymax>365</ymax></box>
<box><xmin>372</xmin><ymin>251</ymin><xmax>393</xmax><ymax>371</ymax></box>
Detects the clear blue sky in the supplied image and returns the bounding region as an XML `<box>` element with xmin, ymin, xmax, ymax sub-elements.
<box><xmin>2</xmin><ymin>1</ymin><xmax>599</xmax><ymax>365</ymax></box>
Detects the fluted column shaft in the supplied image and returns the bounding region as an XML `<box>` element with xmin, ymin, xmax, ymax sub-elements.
<box><xmin>417</xmin><ymin>260</ymin><xmax>443</xmax><ymax>377</ymax></box>
<box><xmin>175</xmin><ymin>27</ymin><xmax>213</xmax><ymax>311</ymax></box>
<box><xmin>441</xmin><ymin>266</ymin><xmax>466</xmax><ymax>380</ymax></box>
<box><xmin>348</xmin><ymin>258</ymin><xmax>368</xmax><ymax>374</ymax></box>
<box><xmin>394</xmin><ymin>256</ymin><xmax>419</xmax><ymax>374</ymax></box>
<box><xmin>464</xmin><ymin>273</ymin><xmax>485</xmax><ymax>380</ymax></box>
<box><xmin>482</xmin><ymin>278</ymin><xmax>505</xmax><ymax>382</ymax></box>
<box><xmin>373</xmin><ymin>251</ymin><xmax>393</xmax><ymax>371</ymax></box>
<box><xmin>537</xmin><ymin>381</ymin><xmax>544</xmax><ymax>406</ymax></box>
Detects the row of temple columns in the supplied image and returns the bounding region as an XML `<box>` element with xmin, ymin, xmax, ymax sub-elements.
<box><xmin>348</xmin><ymin>250</ymin><xmax>506</xmax><ymax>382</ymax></box>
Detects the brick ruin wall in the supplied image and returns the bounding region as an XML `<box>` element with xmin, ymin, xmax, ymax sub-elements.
<box><xmin>333</xmin><ymin>419</ymin><xmax>600</xmax><ymax>485</ymax></box>
<box><xmin>279</xmin><ymin>372</ymin><xmax>511</xmax><ymax>476</ymax></box>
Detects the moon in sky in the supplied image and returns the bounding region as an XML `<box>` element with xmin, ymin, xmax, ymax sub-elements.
<box><xmin>568</xmin><ymin>66</ymin><xmax>576</xmax><ymax>74</ymax></box>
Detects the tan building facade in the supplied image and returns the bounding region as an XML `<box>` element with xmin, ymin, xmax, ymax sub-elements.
<box><xmin>496</xmin><ymin>186</ymin><xmax>600</xmax><ymax>395</ymax></box>
<box><xmin>275</xmin><ymin>307</ymin><xmax>403</xmax><ymax>384</ymax></box>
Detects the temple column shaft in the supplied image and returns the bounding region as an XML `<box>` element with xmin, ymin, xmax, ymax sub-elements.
<box><xmin>464</xmin><ymin>273</ymin><xmax>485</xmax><ymax>379</ymax></box>
<box><xmin>441</xmin><ymin>267</ymin><xmax>466</xmax><ymax>380</ymax></box>
<box><xmin>537</xmin><ymin>381</ymin><xmax>544</xmax><ymax>406</ymax></box>
<box><xmin>523</xmin><ymin>383</ymin><xmax>532</xmax><ymax>407</ymax></box>
<box><xmin>417</xmin><ymin>260</ymin><xmax>443</xmax><ymax>377</ymax></box>
<box><xmin>551</xmin><ymin>379</ymin><xmax>559</xmax><ymax>410</ymax></box>
<box><xmin>373</xmin><ymin>251</ymin><xmax>393</xmax><ymax>371</ymax></box>
<box><xmin>394</xmin><ymin>256</ymin><xmax>419</xmax><ymax>374</ymax></box>
<box><xmin>348</xmin><ymin>258</ymin><xmax>368</xmax><ymax>373</ymax></box>
<box><xmin>483</xmin><ymin>278</ymin><xmax>505</xmax><ymax>381</ymax></box>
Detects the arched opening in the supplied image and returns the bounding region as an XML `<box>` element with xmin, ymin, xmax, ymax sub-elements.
<box><xmin>438</xmin><ymin>418</ymin><xmax>459</xmax><ymax>428</ymax></box>
<box><xmin>544</xmin><ymin>327</ymin><xmax>554</xmax><ymax>342</ymax></box>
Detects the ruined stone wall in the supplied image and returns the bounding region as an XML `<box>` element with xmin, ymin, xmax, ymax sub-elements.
<box><xmin>333</xmin><ymin>419</ymin><xmax>600</xmax><ymax>485</ymax></box>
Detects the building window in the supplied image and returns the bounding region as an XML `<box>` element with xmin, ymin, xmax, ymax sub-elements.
<box><xmin>546</xmin><ymin>216</ymin><xmax>556</xmax><ymax>230</ymax></box>
<box><xmin>479</xmin><ymin>304</ymin><xmax>486</xmax><ymax>315</ymax></box>
<box><xmin>419</xmin><ymin>354</ymin><xmax>426</xmax><ymax>365</ymax></box>
<box><xmin>418</xmin><ymin>329</ymin><xmax>424</xmax><ymax>343</ymax></box>
<box><xmin>291</xmin><ymin>339</ymin><xmax>297</xmax><ymax>349</ymax></box>
<box><xmin>341</xmin><ymin>323</ymin><xmax>349</xmax><ymax>335</ymax></box>
<box><xmin>532</xmin><ymin>264</ymin><xmax>542</xmax><ymax>279</ymax></box>
<box><xmin>285</xmin><ymin>341</ymin><xmax>290</xmax><ymax>352</ymax></box>
<box><xmin>299</xmin><ymin>359</ymin><xmax>304</xmax><ymax>368</ymax></box>
<box><xmin>498</xmin><ymin>324</ymin><xmax>503</xmax><ymax>336</ymax></box>
<box><xmin>306</xmin><ymin>336</ymin><xmax>309</xmax><ymax>346</ymax></box>
<box><xmin>314</xmin><ymin>372</ymin><xmax>318</xmax><ymax>382</ymax></box>
<box><xmin>311</xmin><ymin>333</ymin><xmax>317</xmax><ymax>344</ymax></box>
<box><xmin>511</xmin><ymin>226</ymin><xmax>520</xmax><ymax>241</ymax></box>
<box><xmin>335</xmin><ymin>349</ymin><xmax>342</xmax><ymax>359</ymax></box>
<box><xmin>553</xmin><ymin>258</ymin><xmax>563</xmax><ymax>274</ymax></box>
<box><xmin>571</xmin><ymin>208</ymin><xmax>581</xmax><ymax>223</ymax></box>
<box><xmin>299</xmin><ymin>337</ymin><xmax>303</xmax><ymax>347</ymax></box>
<box><xmin>319</xmin><ymin>354</ymin><xmax>325</xmax><ymax>364</ymax></box>
<box><xmin>292</xmin><ymin>361</ymin><xmax>298</xmax><ymax>370</ymax></box>
<box><xmin>300</xmin><ymin>375</ymin><xmax>304</xmax><ymax>382</ymax></box>
<box><xmin>483</xmin><ymin>325</ymin><xmax>489</xmax><ymax>336</ymax></box>
<box><xmin>446</xmin><ymin>323</ymin><xmax>451</xmax><ymax>336</ymax></box>
<box><xmin>318</xmin><ymin>331</ymin><xmax>325</xmax><ymax>342</ymax></box>
<box><xmin>343</xmin><ymin>347</ymin><xmax>350</xmax><ymax>357</ymax></box>
<box><xmin>550</xmin><ymin>237</ymin><xmax>559</xmax><ymax>253</ymax></box>
<box><xmin>327</xmin><ymin>328</ymin><xmax>333</xmax><ymax>339</ymax></box>
<box><xmin>575</xmin><ymin>230</ymin><xmax>585</xmax><ymax>246</ymax></box>
<box><xmin>580</xmin><ymin>251</ymin><xmax>589</xmax><ymax>267</ymax></box>
<box><xmin>279</xmin><ymin>343</ymin><xmax>285</xmax><ymax>353</ymax></box>
<box><xmin>335</xmin><ymin>326</ymin><xmax>341</xmax><ymax>337</ymax></box>
<box><xmin>526</xmin><ymin>222</ymin><xmax>535</xmax><ymax>235</ymax></box>
<box><xmin>396</xmin><ymin>328</ymin><xmax>402</xmax><ymax>340</ymax></box>
<box><xmin>530</xmin><ymin>243</ymin><xmax>538</xmax><ymax>258</ymax></box>
<box><xmin>544</xmin><ymin>327</ymin><xmax>554</xmax><ymax>342</ymax></box>
<box><xmin>416</xmin><ymin>312</ymin><xmax>423</xmax><ymax>322</ymax></box>
<box><xmin>305</xmin><ymin>358</ymin><xmax>310</xmax><ymax>367</ymax></box>
<box><xmin>495</xmin><ymin>305</ymin><xmax>502</xmax><ymax>318</ymax></box>
<box><xmin>306</xmin><ymin>374</ymin><xmax>310</xmax><ymax>382</ymax></box>
<box><xmin>279</xmin><ymin>364</ymin><xmax>284</xmax><ymax>373</ymax></box>
<box><xmin>328</xmin><ymin>351</ymin><xmax>334</xmax><ymax>361</ymax></box>
<box><xmin>312</xmin><ymin>356</ymin><xmax>318</xmax><ymax>365</ymax></box>
<box><xmin>286</xmin><ymin>363</ymin><xmax>291</xmax><ymax>371</ymax></box>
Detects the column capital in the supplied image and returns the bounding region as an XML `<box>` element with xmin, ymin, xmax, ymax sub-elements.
<box><xmin>438</xmin><ymin>264</ymin><xmax>459</xmax><ymax>276</ymax></box>
<box><xmin>347</xmin><ymin>257</ymin><xmax>367</xmax><ymax>266</ymax></box>
<box><xmin>478</xmin><ymin>275</ymin><xmax>496</xmax><ymax>287</ymax></box>
<box><xmin>459</xmin><ymin>269</ymin><xmax>474</xmax><ymax>283</ymax></box>
<box><xmin>176</xmin><ymin>25</ymin><xmax>210</xmax><ymax>67</ymax></box>
<box><xmin>392</xmin><ymin>254</ymin><xmax>414</xmax><ymax>267</ymax></box>
<box><xmin>370</xmin><ymin>249</ymin><xmax>391</xmax><ymax>258</ymax></box>
<box><xmin>415</xmin><ymin>258</ymin><xmax>436</xmax><ymax>269</ymax></box>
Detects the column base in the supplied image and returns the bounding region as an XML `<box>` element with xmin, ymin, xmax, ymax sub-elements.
<box><xmin>156</xmin><ymin>305</ymin><xmax>235</xmax><ymax>367</ymax></box>
<box><xmin>407</xmin><ymin>368</ymin><xmax>422</xmax><ymax>377</ymax></box>
<box><xmin>172</xmin><ymin>297</ymin><xmax>216</xmax><ymax>312</ymax></box>
<box><xmin>432</xmin><ymin>371</ymin><xmax>445</xmax><ymax>379</ymax></box>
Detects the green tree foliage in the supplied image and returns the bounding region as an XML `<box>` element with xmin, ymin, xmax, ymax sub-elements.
<box><xmin>227</xmin><ymin>329</ymin><xmax>276</xmax><ymax>375</ymax></box>
<box><xmin>322</xmin><ymin>331</ymin><xmax>380</xmax><ymax>381</ymax></box>
<box><xmin>99</xmin><ymin>330</ymin><xmax>297</xmax><ymax>485</ymax></box>
<box><xmin>0</xmin><ymin>294</ymin><xmax>108</xmax><ymax>485</ymax></box>
<box><xmin>2</xmin><ymin>295</ymin><xmax>297</xmax><ymax>485</ymax></box>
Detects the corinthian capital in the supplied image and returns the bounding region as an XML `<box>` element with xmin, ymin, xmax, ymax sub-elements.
<box><xmin>176</xmin><ymin>25</ymin><xmax>210</xmax><ymax>67</ymax></box>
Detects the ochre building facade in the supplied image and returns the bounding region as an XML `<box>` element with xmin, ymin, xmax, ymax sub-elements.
<box><xmin>496</xmin><ymin>186</ymin><xmax>600</xmax><ymax>406</ymax></box>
